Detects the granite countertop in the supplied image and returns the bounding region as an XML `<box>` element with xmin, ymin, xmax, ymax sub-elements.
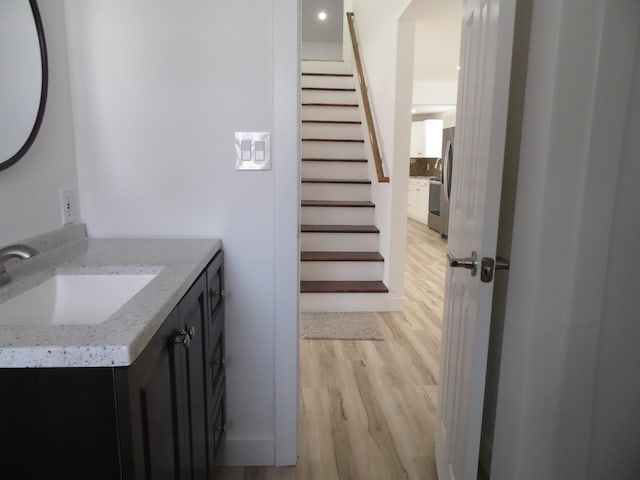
<box><xmin>0</xmin><ymin>225</ymin><xmax>221</xmax><ymax>368</ymax></box>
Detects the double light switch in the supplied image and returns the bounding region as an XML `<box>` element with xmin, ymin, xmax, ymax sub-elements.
<box><xmin>235</xmin><ymin>132</ymin><xmax>271</xmax><ymax>170</ymax></box>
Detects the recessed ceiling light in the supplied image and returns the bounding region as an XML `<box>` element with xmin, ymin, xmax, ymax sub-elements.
<box><xmin>457</xmin><ymin>65</ymin><xmax>461</xmax><ymax>71</ymax></box>
<box><xmin>318</xmin><ymin>11</ymin><xmax>327</xmax><ymax>21</ymax></box>
<box><xmin>411</xmin><ymin>108</ymin><xmax>417</xmax><ymax>114</ymax></box>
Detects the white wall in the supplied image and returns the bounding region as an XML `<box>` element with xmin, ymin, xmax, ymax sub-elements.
<box><xmin>491</xmin><ymin>0</ymin><xmax>640</xmax><ymax>478</ymax></box>
<box><xmin>583</xmin><ymin>4</ymin><xmax>640</xmax><ymax>477</ymax></box>
<box><xmin>587</xmin><ymin>26</ymin><xmax>640</xmax><ymax>478</ymax></box>
<box><xmin>0</xmin><ymin>2</ymin><xmax>78</xmax><ymax>246</ymax></box>
<box><xmin>301</xmin><ymin>41</ymin><xmax>342</xmax><ymax>60</ymax></box>
<box><xmin>63</xmin><ymin>0</ymin><xmax>298</xmax><ymax>466</ymax></box>
<box><xmin>351</xmin><ymin>0</ymin><xmax>411</xmax><ymax>175</ymax></box>
<box><xmin>412</xmin><ymin>80</ymin><xmax>458</xmax><ymax>105</ymax></box>
<box><xmin>349</xmin><ymin>0</ymin><xmax>413</xmax><ymax>309</ymax></box>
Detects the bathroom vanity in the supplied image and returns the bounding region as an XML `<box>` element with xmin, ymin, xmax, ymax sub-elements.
<box><xmin>0</xmin><ymin>226</ymin><xmax>225</xmax><ymax>479</ymax></box>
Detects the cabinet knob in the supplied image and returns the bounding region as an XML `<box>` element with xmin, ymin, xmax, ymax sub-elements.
<box><xmin>188</xmin><ymin>326</ymin><xmax>196</xmax><ymax>339</ymax></box>
<box><xmin>210</xmin><ymin>289</ymin><xmax>225</xmax><ymax>299</ymax></box>
<box><xmin>173</xmin><ymin>330</ymin><xmax>191</xmax><ymax>349</ymax></box>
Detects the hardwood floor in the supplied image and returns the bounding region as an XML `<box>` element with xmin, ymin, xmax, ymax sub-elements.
<box><xmin>218</xmin><ymin>219</ymin><xmax>447</xmax><ymax>480</ymax></box>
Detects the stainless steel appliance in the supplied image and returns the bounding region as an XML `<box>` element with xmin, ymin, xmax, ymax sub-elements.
<box><xmin>428</xmin><ymin>178</ymin><xmax>442</xmax><ymax>232</ymax></box>
<box><xmin>440</xmin><ymin>127</ymin><xmax>455</xmax><ymax>237</ymax></box>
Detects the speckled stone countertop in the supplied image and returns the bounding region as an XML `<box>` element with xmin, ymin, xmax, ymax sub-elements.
<box><xmin>0</xmin><ymin>225</ymin><xmax>221</xmax><ymax>368</ymax></box>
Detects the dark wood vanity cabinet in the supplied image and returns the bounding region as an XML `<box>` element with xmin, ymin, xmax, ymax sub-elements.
<box><xmin>0</xmin><ymin>250</ymin><xmax>225</xmax><ymax>480</ymax></box>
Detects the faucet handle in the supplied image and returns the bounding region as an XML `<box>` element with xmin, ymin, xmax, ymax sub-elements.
<box><xmin>0</xmin><ymin>244</ymin><xmax>38</xmax><ymax>286</ymax></box>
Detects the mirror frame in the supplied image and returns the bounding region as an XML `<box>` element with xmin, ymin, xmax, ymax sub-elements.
<box><xmin>0</xmin><ymin>0</ymin><xmax>49</xmax><ymax>173</ymax></box>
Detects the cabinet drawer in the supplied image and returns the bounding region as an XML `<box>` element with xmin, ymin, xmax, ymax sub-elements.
<box><xmin>212</xmin><ymin>388</ymin><xmax>227</xmax><ymax>463</ymax></box>
<box><xmin>210</xmin><ymin>326</ymin><xmax>225</xmax><ymax>402</ymax></box>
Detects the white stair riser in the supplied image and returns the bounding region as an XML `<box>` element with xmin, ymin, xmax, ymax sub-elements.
<box><xmin>301</xmin><ymin>90</ymin><xmax>358</xmax><ymax>105</ymax></box>
<box><xmin>300</xmin><ymin>293</ymin><xmax>399</xmax><ymax>312</ymax></box>
<box><xmin>302</xmin><ymin>106</ymin><xmax>360</xmax><ymax>122</ymax></box>
<box><xmin>301</xmin><ymin>233</ymin><xmax>379</xmax><ymax>252</ymax></box>
<box><xmin>301</xmin><ymin>183</ymin><xmax>370</xmax><ymax>201</ymax></box>
<box><xmin>302</xmin><ymin>162</ymin><xmax>369</xmax><ymax>179</ymax></box>
<box><xmin>301</xmin><ymin>141</ymin><xmax>365</xmax><ymax>159</ymax></box>
<box><xmin>301</xmin><ymin>61</ymin><xmax>352</xmax><ymax>75</ymax></box>
<box><xmin>301</xmin><ymin>123</ymin><xmax>364</xmax><ymax>140</ymax></box>
<box><xmin>301</xmin><ymin>206</ymin><xmax>375</xmax><ymax>225</ymax></box>
<box><xmin>302</xmin><ymin>75</ymin><xmax>355</xmax><ymax>89</ymax></box>
<box><xmin>300</xmin><ymin>261</ymin><xmax>384</xmax><ymax>281</ymax></box>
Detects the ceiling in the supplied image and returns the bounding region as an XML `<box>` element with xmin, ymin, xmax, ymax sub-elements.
<box><xmin>301</xmin><ymin>0</ymin><xmax>343</xmax><ymax>43</ymax></box>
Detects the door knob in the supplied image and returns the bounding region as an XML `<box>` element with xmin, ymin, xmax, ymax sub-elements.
<box><xmin>447</xmin><ymin>251</ymin><xmax>478</xmax><ymax>276</ymax></box>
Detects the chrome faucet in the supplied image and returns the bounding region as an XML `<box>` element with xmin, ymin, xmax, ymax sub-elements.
<box><xmin>0</xmin><ymin>244</ymin><xmax>38</xmax><ymax>287</ymax></box>
<box><xmin>434</xmin><ymin>157</ymin><xmax>443</xmax><ymax>172</ymax></box>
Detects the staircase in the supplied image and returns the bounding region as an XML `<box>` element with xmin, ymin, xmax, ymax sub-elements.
<box><xmin>300</xmin><ymin>60</ymin><xmax>388</xmax><ymax>311</ymax></box>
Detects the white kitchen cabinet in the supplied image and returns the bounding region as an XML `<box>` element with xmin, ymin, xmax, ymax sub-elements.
<box><xmin>410</xmin><ymin>121</ymin><xmax>427</xmax><ymax>157</ymax></box>
<box><xmin>407</xmin><ymin>178</ymin><xmax>430</xmax><ymax>224</ymax></box>
<box><xmin>410</xmin><ymin>120</ymin><xmax>444</xmax><ymax>157</ymax></box>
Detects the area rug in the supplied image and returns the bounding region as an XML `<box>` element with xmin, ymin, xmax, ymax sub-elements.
<box><xmin>300</xmin><ymin>312</ymin><xmax>384</xmax><ymax>341</ymax></box>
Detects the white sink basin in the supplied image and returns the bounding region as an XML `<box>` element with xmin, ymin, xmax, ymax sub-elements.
<box><xmin>0</xmin><ymin>274</ymin><xmax>156</xmax><ymax>326</ymax></box>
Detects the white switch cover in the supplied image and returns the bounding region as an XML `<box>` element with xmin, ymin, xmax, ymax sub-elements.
<box><xmin>234</xmin><ymin>132</ymin><xmax>271</xmax><ymax>170</ymax></box>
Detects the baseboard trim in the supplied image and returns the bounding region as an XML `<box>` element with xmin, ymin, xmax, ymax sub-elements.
<box><xmin>221</xmin><ymin>436</ymin><xmax>275</xmax><ymax>466</ymax></box>
<box><xmin>300</xmin><ymin>292</ymin><xmax>404</xmax><ymax>312</ymax></box>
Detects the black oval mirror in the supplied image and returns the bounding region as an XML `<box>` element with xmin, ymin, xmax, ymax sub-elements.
<box><xmin>0</xmin><ymin>0</ymin><xmax>48</xmax><ymax>172</ymax></box>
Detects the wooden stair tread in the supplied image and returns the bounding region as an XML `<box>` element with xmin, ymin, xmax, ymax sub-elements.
<box><xmin>302</xmin><ymin>120</ymin><xmax>362</xmax><ymax>124</ymax></box>
<box><xmin>302</xmin><ymin>138</ymin><xmax>364</xmax><ymax>143</ymax></box>
<box><xmin>302</xmin><ymin>200</ymin><xmax>374</xmax><ymax>208</ymax></box>
<box><xmin>302</xmin><ymin>103</ymin><xmax>359</xmax><ymax>107</ymax></box>
<box><xmin>302</xmin><ymin>73</ymin><xmax>354</xmax><ymax>77</ymax></box>
<box><xmin>300</xmin><ymin>281</ymin><xmax>389</xmax><ymax>293</ymax></box>
<box><xmin>302</xmin><ymin>178</ymin><xmax>371</xmax><ymax>184</ymax></box>
<box><xmin>301</xmin><ymin>251</ymin><xmax>384</xmax><ymax>262</ymax></box>
<box><xmin>302</xmin><ymin>87</ymin><xmax>356</xmax><ymax>92</ymax></box>
<box><xmin>301</xmin><ymin>224</ymin><xmax>380</xmax><ymax>234</ymax></box>
<box><xmin>301</xmin><ymin>158</ymin><xmax>368</xmax><ymax>163</ymax></box>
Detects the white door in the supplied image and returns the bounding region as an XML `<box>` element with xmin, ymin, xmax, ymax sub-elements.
<box><xmin>435</xmin><ymin>0</ymin><xmax>517</xmax><ymax>479</ymax></box>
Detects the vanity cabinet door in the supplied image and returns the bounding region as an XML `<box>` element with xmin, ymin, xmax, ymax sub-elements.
<box><xmin>117</xmin><ymin>271</ymin><xmax>210</xmax><ymax>480</ymax></box>
<box><xmin>0</xmin><ymin>367</ymin><xmax>121</xmax><ymax>479</ymax></box>
<box><xmin>177</xmin><ymin>272</ymin><xmax>209</xmax><ymax>479</ymax></box>
<box><xmin>115</xmin><ymin>307</ymin><xmax>187</xmax><ymax>480</ymax></box>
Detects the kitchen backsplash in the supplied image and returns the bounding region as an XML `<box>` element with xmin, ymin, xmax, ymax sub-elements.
<box><xmin>410</xmin><ymin>157</ymin><xmax>441</xmax><ymax>177</ymax></box>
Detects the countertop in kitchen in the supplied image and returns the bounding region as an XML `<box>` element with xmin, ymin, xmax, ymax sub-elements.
<box><xmin>0</xmin><ymin>225</ymin><xmax>221</xmax><ymax>368</ymax></box>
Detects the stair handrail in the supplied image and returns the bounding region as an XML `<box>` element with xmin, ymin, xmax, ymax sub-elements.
<box><xmin>346</xmin><ymin>12</ymin><xmax>389</xmax><ymax>183</ymax></box>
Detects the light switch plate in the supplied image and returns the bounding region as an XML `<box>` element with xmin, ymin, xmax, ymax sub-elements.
<box><xmin>234</xmin><ymin>132</ymin><xmax>271</xmax><ymax>170</ymax></box>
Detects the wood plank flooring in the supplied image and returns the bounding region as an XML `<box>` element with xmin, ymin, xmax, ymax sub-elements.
<box><xmin>219</xmin><ymin>219</ymin><xmax>447</xmax><ymax>480</ymax></box>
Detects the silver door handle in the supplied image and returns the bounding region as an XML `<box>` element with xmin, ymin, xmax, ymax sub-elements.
<box><xmin>447</xmin><ymin>251</ymin><xmax>477</xmax><ymax>276</ymax></box>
